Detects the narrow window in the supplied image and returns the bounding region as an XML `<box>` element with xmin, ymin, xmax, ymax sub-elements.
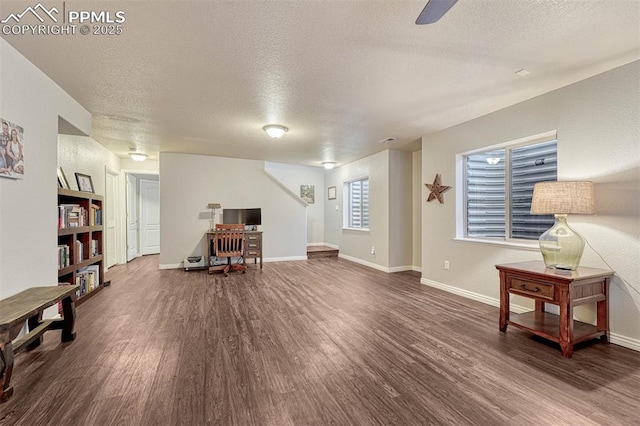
<box><xmin>345</xmin><ymin>178</ymin><xmax>369</xmax><ymax>229</ymax></box>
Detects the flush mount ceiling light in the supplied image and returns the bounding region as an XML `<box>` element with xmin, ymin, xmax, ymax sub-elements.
<box><xmin>128</xmin><ymin>148</ymin><xmax>148</xmax><ymax>162</ymax></box>
<box><xmin>322</xmin><ymin>161</ymin><xmax>337</xmax><ymax>170</ymax></box>
<box><xmin>486</xmin><ymin>157</ymin><xmax>501</xmax><ymax>165</ymax></box>
<box><xmin>263</xmin><ymin>124</ymin><xmax>288</xmax><ymax>139</ymax></box>
<box><xmin>379</xmin><ymin>137</ymin><xmax>397</xmax><ymax>144</ymax></box>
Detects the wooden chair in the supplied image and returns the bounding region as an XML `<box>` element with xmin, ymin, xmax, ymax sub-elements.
<box><xmin>208</xmin><ymin>224</ymin><xmax>247</xmax><ymax>276</ymax></box>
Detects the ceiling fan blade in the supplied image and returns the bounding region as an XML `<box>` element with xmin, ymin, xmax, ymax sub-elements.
<box><xmin>416</xmin><ymin>0</ymin><xmax>459</xmax><ymax>25</ymax></box>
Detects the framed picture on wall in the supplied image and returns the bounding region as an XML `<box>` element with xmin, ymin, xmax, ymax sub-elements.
<box><xmin>300</xmin><ymin>185</ymin><xmax>315</xmax><ymax>204</ymax></box>
<box><xmin>328</xmin><ymin>186</ymin><xmax>336</xmax><ymax>200</ymax></box>
<box><xmin>75</xmin><ymin>172</ymin><xmax>94</xmax><ymax>193</ymax></box>
<box><xmin>57</xmin><ymin>166</ymin><xmax>70</xmax><ymax>189</ymax></box>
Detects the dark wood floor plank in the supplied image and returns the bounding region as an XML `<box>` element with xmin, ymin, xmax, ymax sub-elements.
<box><xmin>1</xmin><ymin>255</ymin><xmax>638</xmax><ymax>426</ymax></box>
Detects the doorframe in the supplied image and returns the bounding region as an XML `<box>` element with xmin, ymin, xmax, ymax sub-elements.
<box><xmin>120</xmin><ymin>170</ymin><xmax>160</xmax><ymax>263</ymax></box>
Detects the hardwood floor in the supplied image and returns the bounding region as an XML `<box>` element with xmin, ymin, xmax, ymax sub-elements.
<box><xmin>1</xmin><ymin>255</ymin><xmax>638</xmax><ymax>425</ymax></box>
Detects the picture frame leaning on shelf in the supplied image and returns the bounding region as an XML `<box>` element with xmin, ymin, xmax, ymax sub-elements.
<box><xmin>57</xmin><ymin>166</ymin><xmax>70</xmax><ymax>189</ymax></box>
<box><xmin>75</xmin><ymin>173</ymin><xmax>94</xmax><ymax>193</ymax></box>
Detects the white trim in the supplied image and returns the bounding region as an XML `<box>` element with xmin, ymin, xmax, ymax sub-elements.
<box><xmin>420</xmin><ymin>278</ymin><xmax>529</xmax><ymax>314</ymax></box>
<box><xmin>159</xmin><ymin>263</ymin><xmax>182</xmax><ymax>270</ymax></box>
<box><xmin>339</xmin><ymin>253</ymin><xmax>389</xmax><ymax>273</ymax></box>
<box><xmin>262</xmin><ymin>167</ymin><xmax>309</xmax><ymax>207</ymax></box>
<box><xmin>610</xmin><ymin>333</ymin><xmax>640</xmax><ymax>352</ymax></box>
<box><xmin>461</xmin><ymin>129</ymin><xmax>558</xmax><ymax>155</ymax></box>
<box><xmin>453</xmin><ymin>237</ymin><xmax>540</xmax><ymax>251</ymax></box>
<box><xmin>388</xmin><ymin>265</ymin><xmax>417</xmax><ymax>273</ymax></box>
<box><xmin>342</xmin><ymin>227</ymin><xmax>369</xmax><ymax>232</ymax></box>
<box><xmin>324</xmin><ymin>243</ymin><xmax>339</xmax><ymax>249</ymax></box>
<box><xmin>338</xmin><ymin>254</ymin><xmax>420</xmax><ymax>274</ymax></box>
<box><xmin>306</xmin><ymin>242</ymin><xmax>327</xmax><ymax>247</ymax></box>
<box><xmin>421</xmin><ymin>278</ymin><xmax>639</xmax><ymax>353</ymax></box>
<box><xmin>263</xmin><ymin>256</ymin><xmax>308</xmax><ymax>262</ymax></box>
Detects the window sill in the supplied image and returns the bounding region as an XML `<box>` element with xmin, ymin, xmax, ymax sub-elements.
<box><xmin>342</xmin><ymin>227</ymin><xmax>370</xmax><ymax>233</ymax></box>
<box><xmin>453</xmin><ymin>237</ymin><xmax>540</xmax><ymax>251</ymax></box>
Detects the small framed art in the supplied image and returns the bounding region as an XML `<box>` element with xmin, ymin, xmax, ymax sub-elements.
<box><xmin>75</xmin><ymin>172</ymin><xmax>94</xmax><ymax>193</ymax></box>
<box><xmin>328</xmin><ymin>186</ymin><xmax>336</xmax><ymax>200</ymax></box>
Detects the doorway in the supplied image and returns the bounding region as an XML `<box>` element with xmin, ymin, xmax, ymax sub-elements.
<box><xmin>126</xmin><ymin>173</ymin><xmax>160</xmax><ymax>261</ymax></box>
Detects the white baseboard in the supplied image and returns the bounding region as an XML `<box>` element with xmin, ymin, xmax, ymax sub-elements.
<box><xmin>388</xmin><ymin>265</ymin><xmax>418</xmax><ymax>273</ymax></box>
<box><xmin>420</xmin><ymin>278</ymin><xmax>529</xmax><ymax>314</ymax></box>
<box><xmin>263</xmin><ymin>256</ymin><xmax>308</xmax><ymax>262</ymax></box>
<box><xmin>420</xmin><ymin>278</ymin><xmax>639</xmax><ymax>352</ymax></box>
<box><xmin>338</xmin><ymin>254</ymin><xmax>420</xmax><ymax>274</ymax></box>
<box><xmin>159</xmin><ymin>263</ymin><xmax>182</xmax><ymax>270</ymax></box>
<box><xmin>338</xmin><ymin>253</ymin><xmax>390</xmax><ymax>272</ymax></box>
<box><xmin>306</xmin><ymin>242</ymin><xmax>326</xmax><ymax>247</ymax></box>
<box><xmin>323</xmin><ymin>243</ymin><xmax>339</xmax><ymax>249</ymax></box>
<box><xmin>610</xmin><ymin>332</ymin><xmax>640</xmax><ymax>352</ymax></box>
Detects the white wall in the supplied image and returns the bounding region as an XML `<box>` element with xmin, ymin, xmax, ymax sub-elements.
<box><xmin>412</xmin><ymin>150</ymin><xmax>422</xmax><ymax>270</ymax></box>
<box><xmin>265</xmin><ymin>162</ymin><xmax>325</xmax><ymax>244</ymax></box>
<box><xmin>325</xmin><ymin>150</ymin><xmax>391</xmax><ymax>269</ymax></box>
<box><xmin>421</xmin><ymin>61</ymin><xmax>640</xmax><ymax>348</ymax></box>
<box><xmin>0</xmin><ymin>39</ymin><xmax>91</xmax><ymax>300</ymax></box>
<box><xmin>58</xmin><ymin>135</ymin><xmax>121</xmax><ymax>197</ymax></box>
<box><xmin>388</xmin><ymin>150</ymin><xmax>413</xmax><ymax>270</ymax></box>
<box><xmin>159</xmin><ymin>153</ymin><xmax>307</xmax><ymax>268</ymax></box>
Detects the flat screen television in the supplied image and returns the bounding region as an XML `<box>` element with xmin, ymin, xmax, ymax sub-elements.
<box><xmin>222</xmin><ymin>208</ymin><xmax>262</xmax><ymax>226</ymax></box>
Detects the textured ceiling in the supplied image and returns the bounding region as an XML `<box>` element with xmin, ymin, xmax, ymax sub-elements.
<box><xmin>1</xmin><ymin>1</ymin><xmax>639</xmax><ymax>166</ymax></box>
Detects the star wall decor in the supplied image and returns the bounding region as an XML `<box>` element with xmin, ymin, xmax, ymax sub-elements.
<box><xmin>425</xmin><ymin>174</ymin><xmax>451</xmax><ymax>204</ymax></box>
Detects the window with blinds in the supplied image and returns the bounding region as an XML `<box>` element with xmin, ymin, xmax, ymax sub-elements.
<box><xmin>465</xmin><ymin>139</ymin><xmax>557</xmax><ymax>240</ymax></box>
<box><xmin>346</xmin><ymin>178</ymin><xmax>369</xmax><ymax>229</ymax></box>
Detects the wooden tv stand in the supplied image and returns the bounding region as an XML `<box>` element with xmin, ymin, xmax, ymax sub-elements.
<box><xmin>496</xmin><ymin>261</ymin><xmax>613</xmax><ymax>358</ymax></box>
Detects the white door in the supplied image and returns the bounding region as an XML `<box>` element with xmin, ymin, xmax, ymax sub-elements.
<box><xmin>105</xmin><ymin>167</ymin><xmax>119</xmax><ymax>268</ymax></box>
<box><xmin>140</xmin><ymin>178</ymin><xmax>160</xmax><ymax>255</ymax></box>
<box><xmin>126</xmin><ymin>174</ymin><xmax>138</xmax><ymax>261</ymax></box>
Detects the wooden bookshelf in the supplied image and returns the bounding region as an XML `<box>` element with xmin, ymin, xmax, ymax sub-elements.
<box><xmin>57</xmin><ymin>188</ymin><xmax>104</xmax><ymax>306</ymax></box>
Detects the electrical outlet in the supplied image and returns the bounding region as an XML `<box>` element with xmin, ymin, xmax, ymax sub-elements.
<box><xmin>371</xmin><ymin>246</ymin><xmax>375</xmax><ymax>255</ymax></box>
<box><xmin>444</xmin><ymin>260</ymin><xmax>450</xmax><ymax>270</ymax></box>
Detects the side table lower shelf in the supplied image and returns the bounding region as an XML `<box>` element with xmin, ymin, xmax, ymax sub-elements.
<box><xmin>508</xmin><ymin>311</ymin><xmax>605</xmax><ymax>346</ymax></box>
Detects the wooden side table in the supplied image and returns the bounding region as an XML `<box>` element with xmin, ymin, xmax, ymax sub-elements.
<box><xmin>496</xmin><ymin>261</ymin><xmax>613</xmax><ymax>358</ymax></box>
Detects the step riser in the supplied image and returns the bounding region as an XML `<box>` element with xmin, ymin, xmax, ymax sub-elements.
<box><xmin>307</xmin><ymin>251</ymin><xmax>339</xmax><ymax>259</ymax></box>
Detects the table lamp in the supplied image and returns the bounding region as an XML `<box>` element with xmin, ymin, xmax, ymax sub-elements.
<box><xmin>207</xmin><ymin>203</ymin><xmax>221</xmax><ymax>231</ymax></box>
<box><xmin>530</xmin><ymin>181</ymin><xmax>594</xmax><ymax>270</ymax></box>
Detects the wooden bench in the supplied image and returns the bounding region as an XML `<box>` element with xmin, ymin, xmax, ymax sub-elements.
<box><xmin>0</xmin><ymin>285</ymin><xmax>79</xmax><ymax>402</ymax></box>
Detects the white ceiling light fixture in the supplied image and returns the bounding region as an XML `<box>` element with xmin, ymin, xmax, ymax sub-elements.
<box><xmin>129</xmin><ymin>148</ymin><xmax>148</xmax><ymax>162</ymax></box>
<box><xmin>322</xmin><ymin>161</ymin><xmax>337</xmax><ymax>170</ymax></box>
<box><xmin>263</xmin><ymin>124</ymin><xmax>288</xmax><ymax>139</ymax></box>
<box><xmin>379</xmin><ymin>137</ymin><xmax>397</xmax><ymax>144</ymax></box>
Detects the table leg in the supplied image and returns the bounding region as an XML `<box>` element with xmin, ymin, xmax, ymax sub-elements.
<box><xmin>597</xmin><ymin>278</ymin><xmax>610</xmax><ymax>343</ymax></box>
<box><xmin>60</xmin><ymin>296</ymin><xmax>76</xmax><ymax>342</ymax></box>
<box><xmin>26</xmin><ymin>311</ymin><xmax>43</xmax><ymax>351</ymax></box>
<box><xmin>558</xmin><ymin>287</ymin><xmax>574</xmax><ymax>358</ymax></box>
<box><xmin>499</xmin><ymin>271</ymin><xmax>509</xmax><ymax>332</ymax></box>
<box><xmin>0</xmin><ymin>333</ymin><xmax>14</xmax><ymax>403</ymax></box>
<box><xmin>535</xmin><ymin>300</ymin><xmax>545</xmax><ymax>312</ymax></box>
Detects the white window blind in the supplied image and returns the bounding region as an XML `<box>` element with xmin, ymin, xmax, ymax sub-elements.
<box><xmin>465</xmin><ymin>140</ymin><xmax>557</xmax><ymax>240</ymax></box>
<box><xmin>347</xmin><ymin>178</ymin><xmax>369</xmax><ymax>229</ymax></box>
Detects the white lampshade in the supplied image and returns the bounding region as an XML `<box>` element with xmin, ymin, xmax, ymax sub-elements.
<box><xmin>263</xmin><ymin>124</ymin><xmax>288</xmax><ymax>139</ymax></box>
<box><xmin>530</xmin><ymin>181</ymin><xmax>594</xmax><ymax>215</ymax></box>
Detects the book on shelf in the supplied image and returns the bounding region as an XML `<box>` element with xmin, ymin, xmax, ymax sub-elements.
<box><xmin>75</xmin><ymin>265</ymin><xmax>100</xmax><ymax>297</ymax></box>
<box><xmin>91</xmin><ymin>239</ymin><xmax>99</xmax><ymax>257</ymax></box>
<box><xmin>90</xmin><ymin>204</ymin><xmax>102</xmax><ymax>226</ymax></box>
<box><xmin>74</xmin><ymin>240</ymin><xmax>83</xmax><ymax>263</ymax></box>
<box><xmin>57</xmin><ymin>244</ymin><xmax>70</xmax><ymax>269</ymax></box>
